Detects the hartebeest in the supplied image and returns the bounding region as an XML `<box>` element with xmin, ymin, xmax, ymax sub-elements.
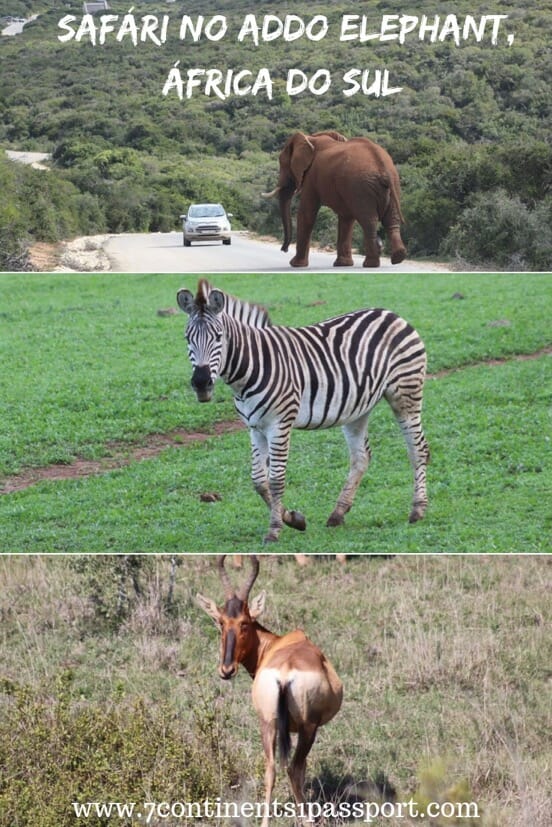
<box><xmin>196</xmin><ymin>555</ymin><xmax>343</xmax><ymax>826</ymax></box>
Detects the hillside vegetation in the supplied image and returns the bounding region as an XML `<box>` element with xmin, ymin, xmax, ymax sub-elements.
<box><xmin>1</xmin><ymin>0</ymin><xmax>551</xmax><ymax>269</ymax></box>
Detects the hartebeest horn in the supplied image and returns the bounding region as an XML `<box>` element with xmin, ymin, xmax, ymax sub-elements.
<box><xmin>217</xmin><ymin>555</ymin><xmax>234</xmax><ymax>600</ymax></box>
<box><xmin>236</xmin><ymin>555</ymin><xmax>259</xmax><ymax>602</ymax></box>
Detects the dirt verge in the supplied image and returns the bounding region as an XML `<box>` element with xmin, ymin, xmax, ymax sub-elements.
<box><xmin>28</xmin><ymin>235</ymin><xmax>113</xmax><ymax>272</ymax></box>
<box><xmin>1</xmin><ymin>421</ymin><xmax>244</xmax><ymax>495</ymax></box>
<box><xmin>28</xmin><ymin>242</ymin><xmax>61</xmax><ymax>271</ymax></box>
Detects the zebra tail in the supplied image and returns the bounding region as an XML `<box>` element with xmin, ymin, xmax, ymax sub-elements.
<box><xmin>277</xmin><ymin>681</ymin><xmax>292</xmax><ymax>768</ymax></box>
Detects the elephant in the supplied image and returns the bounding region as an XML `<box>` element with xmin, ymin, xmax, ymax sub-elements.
<box><xmin>263</xmin><ymin>130</ymin><xmax>406</xmax><ymax>268</ymax></box>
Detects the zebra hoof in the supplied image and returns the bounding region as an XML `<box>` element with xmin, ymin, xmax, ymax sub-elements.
<box><xmin>326</xmin><ymin>512</ymin><xmax>345</xmax><ymax>527</ymax></box>
<box><xmin>408</xmin><ymin>505</ymin><xmax>426</xmax><ymax>523</ymax></box>
<box><xmin>284</xmin><ymin>510</ymin><xmax>307</xmax><ymax>531</ymax></box>
<box><xmin>263</xmin><ymin>532</ymin><xmax>280</xmax><ymax>544</ymax></box>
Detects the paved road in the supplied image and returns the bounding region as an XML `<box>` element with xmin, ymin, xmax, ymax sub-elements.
<box><xmin>1</xmin><ymin>16</ymin><xmax>35</xmax><ymax>36</ymax></box>
<box><xmin>104</xmin><ymin>231</ymin><xmax>450</xmax><ymax>273</ymax></box>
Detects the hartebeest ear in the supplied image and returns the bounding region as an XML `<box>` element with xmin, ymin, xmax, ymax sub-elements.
<box><xmin>248</xmin><ymin>589</ymin><xmax>266</xmax><ymax>619</ymax></box>
<box><xmin>196</xmin><ymin>593</ymin><xmax>222</xmax><ymax>625</ymax></box>
<box><xmin>208</xmin><ymin>289</ymin><xmax>225</xmax><ymax>315</ymax></box>
<box><xmin>177</xmin><ymin>289</ymin><xmax>195</xmax><ymax>314</ymax></box>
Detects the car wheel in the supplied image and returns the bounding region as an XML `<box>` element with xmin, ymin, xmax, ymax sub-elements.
<box><xmin>184</xmin><ymin>238</ymin><xmax>191</xmax><ymax>247</ymax></box>
<box><xmin>223</xmin><ymin>238</ymin><xmax>231</xmax><ymax>245</ymax></box>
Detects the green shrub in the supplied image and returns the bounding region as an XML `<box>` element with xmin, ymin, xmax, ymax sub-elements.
<box><xmin>442</xmin><ymin>189</ymin><xmax>552</xmax><ymax>269</ymax></box>
<box><xmin>0</xmin><ymin>678</ymin><xmax>239</xmax><ymax>827</ymax></box>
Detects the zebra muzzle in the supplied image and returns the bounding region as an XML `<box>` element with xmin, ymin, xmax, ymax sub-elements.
<box><xmin>191</xmin><ymin>365</ymin><xmax>214</xmax><ymax>402</ymax></box>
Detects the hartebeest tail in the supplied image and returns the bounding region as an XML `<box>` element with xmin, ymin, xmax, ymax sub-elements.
<box><xmin>196</xmin><ymin>555</ymin><xmax>343</xmax><ymax>827</ymax></box>
<box><xmin>277</xmin><ymin>682</ymin><xmax>292</xmax><ymax>767</ymax></box>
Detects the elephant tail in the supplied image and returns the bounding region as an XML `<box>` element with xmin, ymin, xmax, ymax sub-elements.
<box><xmin>381</xmin><ymin>178</ymin><xmax>405</xmax><ymax>227</ymax></box>
<box><xmin>389</xmin><ymin>182</ymin><xmax>405</xmax><ymax>226</ymax></box>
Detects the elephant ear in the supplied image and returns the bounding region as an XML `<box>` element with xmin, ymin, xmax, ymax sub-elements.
<box><xmin>288</xmin><ymin>132</ymin><xmax>315</xmax><ymax>191</ymax></box>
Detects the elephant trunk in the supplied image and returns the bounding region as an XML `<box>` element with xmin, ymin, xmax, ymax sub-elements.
<box><xmin>278</xmin><ymin>184</ymin><xmax>295</xmax><ymax>253</ymax></box>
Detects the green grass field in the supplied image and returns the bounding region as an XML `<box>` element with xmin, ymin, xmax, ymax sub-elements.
<box><xmin>0</xmin><ymin>272</ymin><xmax>550</xmax><ymax>552</ymax></box>
<box><xmin>1</xmin><ymin>555</ymin><xmax>550</xmax><ymax>827</ymax></box>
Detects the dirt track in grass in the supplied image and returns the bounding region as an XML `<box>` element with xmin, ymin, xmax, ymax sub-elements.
<box><xmin>1</xmin><ymin>347</ymin><xmax>550</xmax><ymax>495</ymax></box>
<box><xmin>0</xmin><ymin>421</ymin><xmax>245</xmax><ymax>494</ymax></box>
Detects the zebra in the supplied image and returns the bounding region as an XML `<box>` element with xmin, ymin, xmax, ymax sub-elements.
<box><xmin>177</xmin><ymin>279</ymin><xmax>430</xmax><ymax>543</ymax></box>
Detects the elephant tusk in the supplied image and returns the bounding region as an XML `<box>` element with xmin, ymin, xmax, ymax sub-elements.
<box><xmin>261</xmin><ymin>187</ymin><xmax>281</xmax><ymax>198</ymax></box>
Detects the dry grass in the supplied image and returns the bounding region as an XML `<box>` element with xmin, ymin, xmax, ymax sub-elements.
<box><xmin>0</xmin><ymin>555</ymin><xmax>550</xmax><ymax>826</ymax></box>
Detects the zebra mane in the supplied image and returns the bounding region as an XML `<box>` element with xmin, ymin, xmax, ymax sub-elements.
<box><xmin>195</xmin><ymin>279</ymin><xmax>271</xmax><ymax>328</ymax></box>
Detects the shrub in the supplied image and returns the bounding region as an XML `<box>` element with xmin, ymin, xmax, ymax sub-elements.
<box><xmin>0</xmin><ymin>678</ymin><xmax>239</xmax><ymax>827</ymax></box>
<box><xmin>442</xmin><ymin>189</ymin><xmax>552</xmax><ymax>270</ymax></box>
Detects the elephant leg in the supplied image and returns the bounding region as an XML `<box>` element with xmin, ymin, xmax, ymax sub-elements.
<box><xmin>381</xmin><ymin>195</ymin><xmax>406</xmax><ymax>264</ymax></box>
<box><xmin>290</xmin><ymin>201</ymin><xmax>320</xmax><ymax>268</ymax></box>
<box><xmin>334</xmin><ymin>215</ymin><xmax>355</xmax><ymax>266</ymax></box>
<box><xmin>384</xmin><ymin>223</ymin><xmax>406</xmax><ymax>264</ymax></box>
<box><xmin>358</xmin><ymin>218</ymin><xmax>381</xmax><ymax>268</ymax></box>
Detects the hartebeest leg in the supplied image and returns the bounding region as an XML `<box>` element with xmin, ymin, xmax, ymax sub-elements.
<box><xmin>384</xmin><ymin>381</ymin><xmax>430</xmax><ymax>522</ymax></box>
<box><xmin>259</xmin><ymin>720</ymin><xmax>277</xmax><ymax>827</ymax></box>
<box><xmin>327</xmin><ymin>414</ymin><xmax>371</xmax><ymax>527</ymax></box>
<box><xmin>253</xmin><ymin>425</ymin><xmax>305</xmax><ymax>543</ymax></box>
<box><xmin>288</xmin><ymin>723</ymin><xmax>318</xmax><ymax>824</ymax></box>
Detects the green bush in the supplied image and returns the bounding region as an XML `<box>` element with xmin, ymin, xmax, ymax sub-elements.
<box><xmin>442</xmin><ymin>189</ymin><xmax>552</xmax><ymax>269</ymax></box>
<box><xmin>0</xmin><ymin>678</ymin><xmax>240</xmax><ymax>827</ymax></box>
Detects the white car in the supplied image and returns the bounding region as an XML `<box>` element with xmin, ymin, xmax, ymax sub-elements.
<box><xmin>180</xmin><ymin>203</ymin><xmax>232</xmax><ymax>246</ymax></box>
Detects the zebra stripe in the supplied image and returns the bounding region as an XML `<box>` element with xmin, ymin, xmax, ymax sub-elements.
<box><xmin>177</xmin><ymin>280</ymin><xmax>429</xmax><ymax>542</ymax></box>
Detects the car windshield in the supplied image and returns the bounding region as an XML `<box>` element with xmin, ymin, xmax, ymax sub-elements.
<box><xmin>188</xmin><ymin>204</ymin><xmax>225</xmax><ymax>218</ymax></box>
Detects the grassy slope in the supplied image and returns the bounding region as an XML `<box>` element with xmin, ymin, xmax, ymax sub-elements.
<box><xmin>0</xmin><ymin>271</ymin><xmax>550</xmax><ymax>552</ymax></box>
<box><xmin>0</xmin><ymin>555</ymin><xmax>551</xmax><ymax>826</ymax></box>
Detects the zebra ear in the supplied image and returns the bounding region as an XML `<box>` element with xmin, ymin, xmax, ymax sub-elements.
<box><xmin>208</xmin><ymin>289</ymin><xmax>225</xmax><ymax>315</ymax></box>
<box><xmin>177</xmin><ymin>289</ymin><xmax>195</xmax><ymax>314</ymax></box>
